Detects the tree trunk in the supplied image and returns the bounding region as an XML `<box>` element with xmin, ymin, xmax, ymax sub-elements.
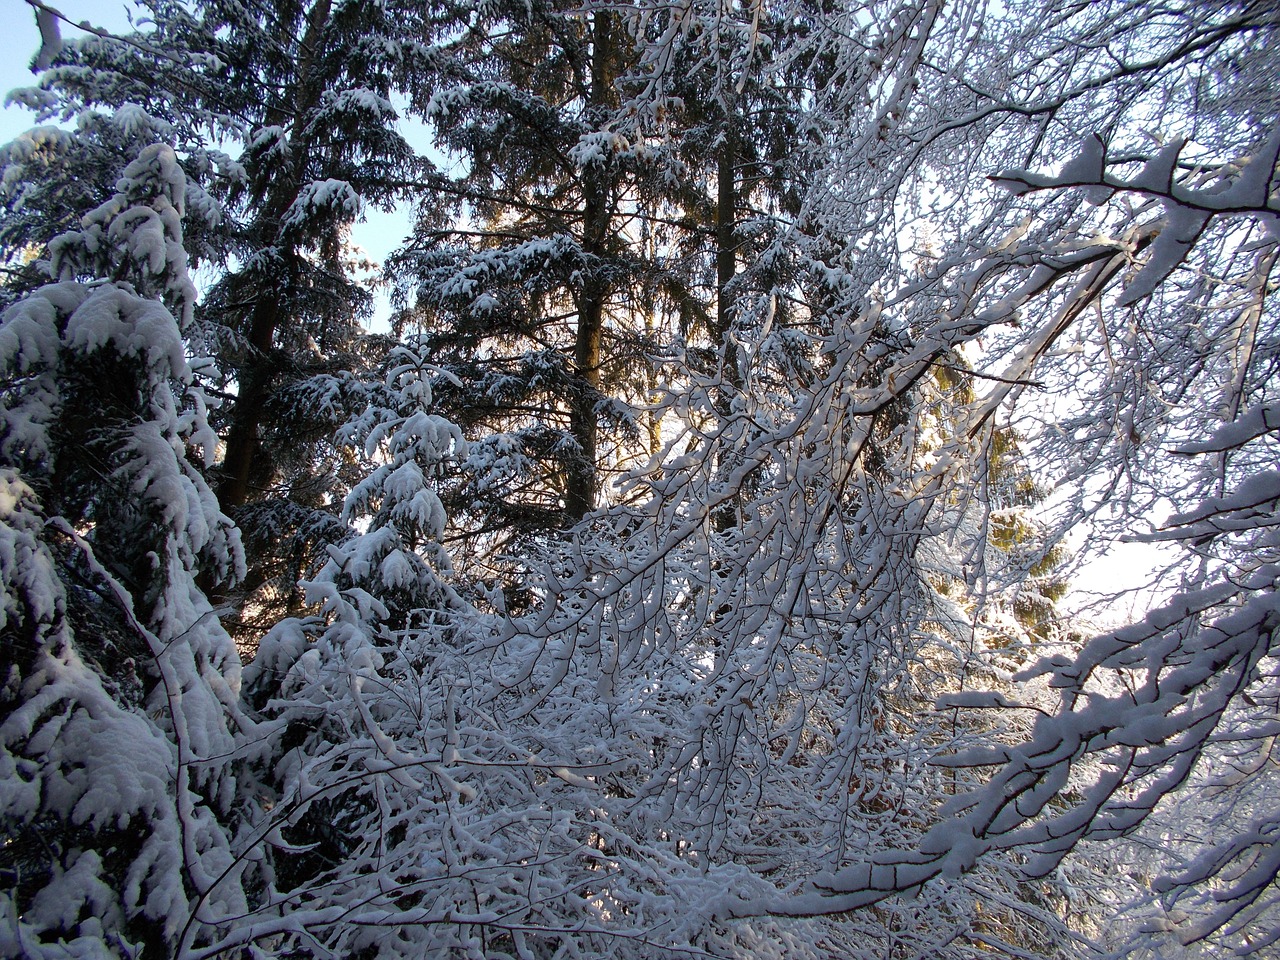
<box><xmin>215</xmin><ymin>0</ymin><xmax>332</xmax><ymax>513</ymax></box>
<box><xmin>716</xmin><ymin>117</ymin><xmax>738</xmax><ymax>370</ymax></box>
<box><xmin>565</xmin><ymin>12</ymin><xmax>615</xmax><ymax>520</ymax></box>
<box><xmin>713</xmin><ymin>108</ymin><xmax>741</xmax><ymax>536</ymax></box>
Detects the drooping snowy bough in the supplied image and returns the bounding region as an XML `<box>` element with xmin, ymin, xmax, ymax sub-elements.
<box><xmin>0</xmin><ymin>144</ymin><xmax>261</xmax><ymax>957</ymax></box>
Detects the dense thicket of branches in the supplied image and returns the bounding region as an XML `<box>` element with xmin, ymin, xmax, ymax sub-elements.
<box><xmin>1</xmin><ymin>0</ymin><xmax>1277</xmax><ymax>957</ymax></box>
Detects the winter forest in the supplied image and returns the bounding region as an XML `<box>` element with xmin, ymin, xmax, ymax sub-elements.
<box><xmin>0</xmin><ymin>0</ymin><xmax>1277</xmax><ymax>956</ymax></box>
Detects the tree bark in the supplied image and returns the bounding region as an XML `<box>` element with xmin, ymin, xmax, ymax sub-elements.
<box><xmin>215</xmin><ymin>0</ymin><xmax>332</xmax><ymax>513</ymax></box>
<box><xmin>712</xmin><ymin>107</ymin><xmax>741</xmax><ymax>536</ymax></box>
<box><xmin>565</xmin><ymin>11</ymin><xmax>615</xmax><ymax>520</ymax></box>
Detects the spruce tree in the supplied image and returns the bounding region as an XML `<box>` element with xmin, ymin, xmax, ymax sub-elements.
<box><xmin>390</xmin><ymin>0</ymin><xmax>677</xmax><ymax>553</ymax></box>
<box><xmin>3</xmin><ymin>0</ymin><xmax>450</xmax><ymax>637</ymax></box>
<box><xmin>0</xmin><ymin>141</ymin><xmax>259</xmax><ymax>959</ymax></box>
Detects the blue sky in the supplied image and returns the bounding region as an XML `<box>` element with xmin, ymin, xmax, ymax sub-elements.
<box><xmin>1</xmin><ymin>1</ymin><xmax>136</xmax><ymax>143</ymax></box>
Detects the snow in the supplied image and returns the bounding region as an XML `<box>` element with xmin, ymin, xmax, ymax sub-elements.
<box><xmin>1117</xmin><ymin>201</ymin><xmax>1210</xmax><ymax>307</ymax></box>
<box><xmin>282</xmin><ymin>178</ymin><xmax>363</xmax><ymax>229</ymax></box>
<box><xmin>1175</xmin><ymin>402</ymin><xmax>1280</xmax><ymax>454</ymax></box>
<box><xmin>247</xmin><ymin>124</ymin><xmax>290</xmax><ymax>158</ymax></box>
<box><xmin>1058</xmin><ymin>134</ymin><xmax>1110</xmax><ymax>203</ymax></box>
<box><xmin>4</xmin><ymin>1</ymin><xmax>1280</xmax><ymax>955</ymax></box>
<box><xmin>1129</xmin><ymin>137</ymin><xmax>1185</xmax><ymax>192</ymax></box>
<box><xmin>31</xmin><ymin>7</ymin><xmax>62</xmax><ymax>72</ymax></box>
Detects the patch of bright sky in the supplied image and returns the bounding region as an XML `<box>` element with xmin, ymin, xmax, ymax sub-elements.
<box><xmin>0</xmin><ymin>0</ymin><xmax>420</xmax><ymax>331</ymax></box>
<box><xmin>894</xmin><ymin>163</ymin><xmax>1187</xmax><ymax>621</ymax></box>
<box><xmin>2</xmin><ymin>2</ymin><xmax>133</xmax><ymax>142</ymax></box>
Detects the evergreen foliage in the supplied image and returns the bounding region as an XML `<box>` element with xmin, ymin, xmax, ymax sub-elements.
<box><xmin>2</xmin><ymin>0</ymin><xmax>1278</xmax><ymax>957</ymax></box>
<box><xmin>0</xmin><ymin>140</ymin><xmax>257</xmax><ymax>958</ymax></box>
<box><xmin>389</xmin><ymin>0</ymin><xmax>667</xmax><ymax>547</ymax></box>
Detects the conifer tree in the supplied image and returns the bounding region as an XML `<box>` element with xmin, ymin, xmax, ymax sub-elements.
<box><xmin>2</xmin><ymin>0</ymin><xmax>449</xmax><ymax>636</ymax></box>
<box><xmin>0</xmin><ymin>141</ymin><xmax>259</xmax><ymax>959</ymax></box>
<box><xmin>391</xmin><ymin>0</ymin><xmax>686</xmax><ymax>552</ymax></box>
